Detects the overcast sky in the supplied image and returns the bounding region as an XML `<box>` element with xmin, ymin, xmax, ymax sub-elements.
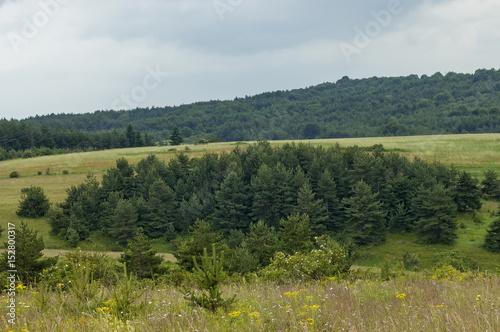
<box><xmin>0</xmin><ymin>0</ymin><xmax>499</xmax><ymax>120</ymax></box>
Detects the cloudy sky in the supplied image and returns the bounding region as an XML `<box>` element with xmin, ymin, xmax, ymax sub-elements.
<box><xmin>0</xmin><ymin>0</ymin><xmax>499</xmax><ymax>120</ymax></box>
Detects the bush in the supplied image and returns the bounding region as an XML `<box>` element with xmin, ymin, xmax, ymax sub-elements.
<box><xmin>258</xmin><ymin>236</ymin><xmax>352</xmax><ymax>283</ymax></box>
<box><xmin>433</xmin><ymin>250</ymin><xmax>478</xmax><ymax>272</ymax></box>
<box><xmin>62</xmin><ymin>170</ymin><xmax>70</xmax><ymax>175</ymax></box>
<box><xmin>9</xmin><ymin>171</ymin><xmax>20</xmax><ymax>178</ymax></box>
<box><xmin>17</xmin><ymin>186</ymin><xmax>51</xmax><ymax>218</ymax></box>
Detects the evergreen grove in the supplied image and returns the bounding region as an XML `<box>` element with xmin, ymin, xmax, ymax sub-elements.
<box><xmin>47</xmin><ymin>142</ymin><xmax>489</xmax><ymax>259</ymax></box>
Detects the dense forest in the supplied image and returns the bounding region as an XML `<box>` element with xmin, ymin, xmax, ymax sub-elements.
<box><xmin>0</xmin><ymin>122</ymin><xmax>152</xmax><ymax>160</ymax></box>
<box><xmin>9</xmin><ymin>68</ymin><xmax>500</xmax><ymax>143</ymax></box>
<box><xmin>44</xmin><ymin>142</ymin><xmax>494</xmax><ymax>272</ymax></box>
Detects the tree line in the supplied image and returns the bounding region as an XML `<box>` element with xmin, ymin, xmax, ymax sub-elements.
<box><xmin>14</xmin><ymin>68</ymin><xmax>500</xmax><ymax>143</ymax></box>
<box><xmin>0</xmin><ymin>121</ymin><xmax>153</xmax><ymax>161</ymax></box>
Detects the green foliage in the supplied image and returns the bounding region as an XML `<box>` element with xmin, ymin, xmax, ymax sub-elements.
<box><xmin>433</xmin><ymin>250</ymin><xmax>478</xmax><ymax>272</ymax></box>
<box><xmin>412</xmin><ymin>184</ymin><xmax>458</xmax><ymax>244</ymax></box>
<box><xmin>258</xmin><ymin>236</ymin><xmax>352</xmax><ymax>283</ymax></box>
<box><xmin>170</xmin><ymin>126</ymin><xmax>184</xmax><ymax>146</ymax></box>
<box><xmin>484</xmin><ymin>217</ymin><xmax>500</xmax><ymax>253</ymax></box>
<box><xmin>9</xmin><ymin>171</ymin><xmax>20</xmax><ymax>178</ymax></box>
<box><xmin>109</xmin><ymin>265</ymin><xmax>147</xmax><ymax>319</ymax></box>
<box><xmin>17</xmin><ymin>186</ymin><xmax>51</xmax><ymax>218</ymax></box>
<box><xmin>481</xmin><ymin>170</ymin><xmax>500</xmax><ymax>200</ymax></box>
<box><xmin>119</xmin><ymin>228</ymin><xmax>164</xmax><ymax>279</ymax></box>
<box><xmin>172</xmin><ymin>219</ymin><xmax>225</xmax><ymax>270</ymax></box>
<box><xmin>39</xmin><ymin>250</ymin><xmax>120</xmax><ymax>288</ymax></box>
<box><xmin>184</xmin><ymin>244</ymin><xmax>236</xmax><ymax>311</ymax></box>
<box><xmin>277</xmin><ymin>214</ymin><xmax>314</xmax><ymax>255</ymax></box>
<box><xmin>14</xmin><ymin>68</ymin><xmax>500</xmax><ymax>143</ymax></box>
<box><xmin>109</xmin><ymin>199</ymin><xmax>138</xmax><ymax>246</ymax></box>
<box><xmin>244</xmin><ymin>220</ymin><xmax>280</xmax><ymax>268</ymax></box>
<box><xmin>293</xmin><ymin>183</ymin><xmax>328</xmax><ymax>235</ymax></box>
<box><xmin>1</xmin><ymin>221</ymin><xmax>56</xmax><ymax>283</ymax></box>
<box><xmin>342</xmin><ymin>181</ymin><xmax>387</xmax><ymax>246</ymax></box>
<box><xmin>453</xmin><ymin>172</ymin><xmax>482</xmax><ymax>212</ymax></box>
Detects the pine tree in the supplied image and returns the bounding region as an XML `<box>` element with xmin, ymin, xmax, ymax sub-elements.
<box><xmin>119</xmin><ymin>228</ymin><xmax>164</xmax><ymax>279</ymax></box>
<box><xmin>293</xmin><ymin>183</ymin><xmax>328</xmax><ymax>235</ymax></box>
<box><xmin>170</xmin><ymin>127</ymin><xmax>184</xmax><ymax>146</ymax></box>
<box><xmin>244</xmin><ymin>220</ymin><xmax>280</xmax><ymax>268</ymax></box>
<box><xmin>412</xmin><ymin>184</ymin><xmax>458</xmax><ymax>244</ymax></box>
<box><xmin>481</xmin><ymin>170</ymin><xmax>500</xmax><ymax>200</ymax></box>
<box><xmin>17</xmin><ymin>186</ymin><xmax>51</xmax><ymax>218</ymax></box>
<box><xmin>110</xmin><ymin>199</ymin><xmax>138</xmax><ymax>245</ymax></box>
<box><xmin>342</xmin><ymin>180</ymin><xmax>387</xmax><ymax>246</ymax></box>
<box><xmin>1</xmin><ymin>221</ymin><xmax>56</xmax><ymax>283</ymax></box>
<box><xmin>143</xmin><ymin>180</ymin><xmax>178</xmax><ymax>238</ymax></box>
<box><xmin>453</xmin><ymin>171</ymin><xmax>482</xmax><ymax>212</ymax></box>
<box><xmin>213</xmin><ymin>168</ymin><xmax>251</xmax><ymax>231</ymax></box>
<box><xmin>316</xmin><ymin>169</ymin><xmax>343</xmax><ymax>231</ymax></box>
<box><xmin>277</xmin><ymin>214</ymin><xmax>314</xmax><ymax>254</ymax></box>
<box><xmin>484</xmin><ymin>212</ymin><xmax>500</xmax><ymax>253</ymax></box>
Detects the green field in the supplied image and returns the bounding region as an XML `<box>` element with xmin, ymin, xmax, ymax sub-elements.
<box><xmin>1</xmin><ymin>133</ymin><xmax>500</xmax><ymax>269</ymax></box>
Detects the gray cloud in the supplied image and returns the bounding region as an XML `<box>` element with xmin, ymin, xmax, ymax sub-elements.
<box><xmin>0</xmin><ymin>0</ymin><xmax>499</xmax><ymax>119</ymax></box>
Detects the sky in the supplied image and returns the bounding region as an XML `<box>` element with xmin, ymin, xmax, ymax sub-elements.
<box><xmin>0</xmin><ymin>0</ymin><xmax>499</xmax><ymax>120</ymax></box>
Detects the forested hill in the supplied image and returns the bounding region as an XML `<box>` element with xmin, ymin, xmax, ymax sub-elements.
<box><xmin>20</xmin><ymin>68</ymin><xmax>500</xmax><ymax>142</ymax></box>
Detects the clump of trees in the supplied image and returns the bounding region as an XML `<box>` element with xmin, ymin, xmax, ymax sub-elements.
<box><xmin>45</xmin><ymin>142</ymin><xmax>490</xmax><ymax>273</ymax></box>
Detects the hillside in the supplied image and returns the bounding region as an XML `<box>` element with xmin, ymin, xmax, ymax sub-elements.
<box><xmin>19</xmin><ymin>68</ymin><xmax>500</xmax><ymax>142</ymax></box>
<box><xmin>1</xmin><ymin>135</ymin><xmax>500</xmax><ymax>272</ymax></box>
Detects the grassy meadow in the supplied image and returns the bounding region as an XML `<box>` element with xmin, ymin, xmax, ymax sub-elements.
<box><xmin>1</xmin><ymin>133</ymin><xmax>500</xmax><ymax>331</ymax></box>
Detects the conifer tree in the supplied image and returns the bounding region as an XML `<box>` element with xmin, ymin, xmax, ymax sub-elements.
<box><xmin>342</xmin><ymin>180</ymin><xmax>387</xmax><ymax>246</ymax></box>
<box><xmin>293</xmin><ymin>183</ymin><xmax>328</xmax><ymax>234</ymax></box>
<box><xmin>244</xmin><ymin>220</ymin><xmax>280</xmax><ymax>267</ymax></box>
<box><xmin>412</xmin><ymin>184</ymin><xmax>458</xmax><ymax>244</ymax></box>
<box><xmin>119</xmin><ymin>228</ymin><xmax>164</xmax><ymax>279</ymax></box>
<box><xmin>144</xmin><ymin>179</ymin><xmax>178</xmax><ymax>238</ymax></box>
<box><xmin>484</xmin><ymin>213</ymin><xmax>500</xmax><ymax>253</ymax></box>
<box><xmin>213</xmin><ymin>168</ymin><xmax>250</xmax><ymax>231</ymax></box>
<box><xmin>453</xmin><ymin>171</ymin><xmax>482</xmax><ymax>212</ymax></box>
<box><xmin>316</xmin><ymin>169</ymin><xmax>343</xmax><ymax>231</ymax></box>
<box><xmin>17</xmin><ymin>186</ymin><xmax>51</xmax><ymax>218</ymax></box>
<box><xmin>110</xmin><ymin>199</ymin><xmax>138</xmax><ymax>245</ymax></box>
<box><xmin>170</xmin><ymin>127</ymin><xmax>184</xmax><ymax>146</ymax></box>
<box><xmin>481</xmin><ymin>170</ymin><xmax>500</xmax><ymax>200</ymax></box>
<box><xmin>277</xmin><ymin>214</ymin><xmax>314</xmax><ymax>254</ymax></box>
<box><xmin>1</xmin><ymin>221</ymin><xmax>56</xmax><ymax>283</ymax></box>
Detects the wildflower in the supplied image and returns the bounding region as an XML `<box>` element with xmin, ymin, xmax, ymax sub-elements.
<box><xmin>228</xmin><ymin>311</ymin><xmax>243</xmax><ymax>318</ymax></box>
<box><xmin>56</xmin><ymin>283</ymin><xmax>65</xmax><ymax>288</ymax></box>
<box><xmin>96</xmin><ymin>307</ymin><xmax>112</xmax><ymax>312</ymax></box>
<box><xmin>248</xmin><ymin>311</ymin><xmax>261</xmax><ymax>317</ymax></box>
<box><xmin>395</xmin><ymin>293</ymin><xmax>407</xmax><ymax>300</ymax></box>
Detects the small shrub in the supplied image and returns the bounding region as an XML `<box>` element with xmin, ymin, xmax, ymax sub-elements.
<box><xmin>183</xmin><ymin>244</ymin><xmax>236</xmax><ymax>312</ymax></box>
<box><xmin>258</xmin><ymin>236</ymin><xmax>352</xmax><ymax>283</ymax></box>
<box><xmin>62</xmin><ymin>170</ymin><xmax>70</xmax><ymax>175</ymax></box>
<box><xmin>433</xmin><ymin>250</ymin><xmax>478</xmax><ymax>272</ymax></box>
<box><xmin>403</xmin><ymin>252</ymin><xmax>421</xmax><ymax>271</ymax></box>
<box><xmin>37</xmin><ymin>171</ymin><xmax>42</xmax><ymax>176</ymax></box>
<box><xmin>9</xmin><ymin>171</ymin><xmax>20</xmax><ymax>178</ymax></box>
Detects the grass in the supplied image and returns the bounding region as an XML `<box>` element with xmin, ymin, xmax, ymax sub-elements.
<box><xmin>1</xmin><ymin>275</ymin><xmax>499</xmax><ymax>331</ymax></box>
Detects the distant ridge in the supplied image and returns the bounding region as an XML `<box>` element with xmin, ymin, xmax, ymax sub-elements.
<box><xmin>20</xmin><ymin>68</ymin><xmax>500</xmax><ymax>142</ymax></box>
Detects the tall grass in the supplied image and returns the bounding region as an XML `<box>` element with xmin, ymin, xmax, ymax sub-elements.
<box><xmin>1</xmin><ymin>274</ymin><xmax>499</xmax><ymax>331</ymax></box>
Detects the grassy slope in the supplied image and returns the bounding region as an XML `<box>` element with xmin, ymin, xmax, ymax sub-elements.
<box><xmin>1</xmin><ymin>134</ymin><xmax>500</xmax><ymax>270</ymax></box>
